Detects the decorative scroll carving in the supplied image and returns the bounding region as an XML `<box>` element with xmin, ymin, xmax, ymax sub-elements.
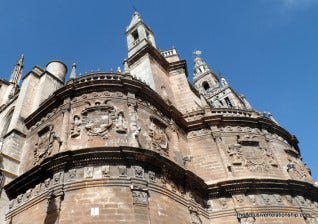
<box><xmin>34</xmin><ymin>125</ymin><xmax>61</xmax><ymax>165</ymax></box>
<box><xmin>148</xmin><ymin>118</ymin><xmax>168</xmax><ymax>153</ymax></box>
<box><xmin>81</xmin><ymin>102</ymin><xmax>116</xmax><ymax>138</ymax></box>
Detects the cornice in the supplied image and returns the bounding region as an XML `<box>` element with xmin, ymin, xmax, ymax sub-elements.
<box><xmin>4</xmin><ymin>147</ymin><xmax>318</xmax><ymax>203</ymax></box>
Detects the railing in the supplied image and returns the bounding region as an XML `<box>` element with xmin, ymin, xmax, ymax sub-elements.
<box><xmin>74</xmin><ymin>73</ymin><xmax>123</xmax><ymax>84</ymax></box>
<box><xmin>161</xmin><ymin>49</ymin><xmax>177</xmax><ymax>57</ymax></box>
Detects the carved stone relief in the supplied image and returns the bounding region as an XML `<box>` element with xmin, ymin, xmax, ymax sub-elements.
<box><xmin>219</xmin><ymin>197</ymin><xmax>228</xmax><ymax>208</ymax></box>
<box><xmin>118</xmin><ymin>166</ymin><xmax>127</xmax><ymax>176</ymax></box>
<box><xmin>34</xmin><ymin>125</ymin><xmax>61</xmax><ymax>165</ymax></box>
<box><xmin>134</xmin><ymin>166</ymin><xmax>144</xmax><ymax>178</ymax></box>
<box><xmin>81</xmin><ymin>102</ymin><xmax>116</xmax><ymax>139</ymax></box>
<box><xmin>84</xmin><ymin>167</ymin><xmax>94</xmax><ymax>178</ymax></box>
<box><xmin>187</xmin><ymin>129</ymin><xmax>211</xmax><ymax>138</ymax></box>
<box><xmin>68</xmin><ymin>169</ymin><xmax>76</xmax><ymax>181</ymax></box>
<box><xmin>287</xmin><ymin>157</ymin><xmax>310</xmax><ymax>181</ymax></box>
<box><xmin>128</xmin><ymin>102</ymin><xmax>140</xmax><ymax>147</ymax></box>
<box><xmin>148</xmin><ymin>118</ymin><xmax>168</xmax><ymax>153</ymax></box>
<box><xmin>25</xmin><ymin>190</ymin><xmax>32</xmax><ymax>200</ymax></box>
<box><xmin>70</xmin><ymin>115</ymin><xmax>81</xmax><ymax>138</ymax></box>
<box><xmin>148</xmin><ymin>171</ymin><xmax>155</xmax><ymax>182</ymax></box>
<box><xmin>8</xmin><ymin>200</ymin><xmax>14</xmax><ymax>209</ymax></box>
<box><xmin>53</xmin><ymin>172</ymin><xmax>62</xmax><ymax>184</ymax></box>
<box><xmin>240</xmin><ymin>217</ymin><xmax>255</xmax><ymax>224</ymax></box>
<box><xmin>305</xmin><ymin>217</ymin><xmax>318</xmax><ymax>224</ymax></box>
<box><xmin>44</xmin><ymin>178</ymin><xmax>50</xmax><ymax>189</ymax></box>
<box><xmin>115</xmin><ymin>112</ymin><xmax>127</xmax><ymax>133</ymax></box>
<box><xmin>227</xmin><ymin>136</ymin><xmax>278</xmax><ymax>172</ymax></box>
<box><xmin>101</xmin><ymin>165</ymin><xmax>110</xmax><ymax>177</ymax></box>
<box><xmin>234</xmin><ymin>194</ymin><xmax>245</xmax><ymax>205</ymax></box>
<box><xmin>132</xmin><ymin>189</ymin><xmax>148</xmax><ymax>205</ymax></box>
<box><xmin>273</xmin><ymin>194</ymin><xmax>283</xmax><ymax>205</ymax></box>
<box><xmin>189</xmin><ymin>209</ymin><xmax>202</xmax><ymax>224</ymax></box>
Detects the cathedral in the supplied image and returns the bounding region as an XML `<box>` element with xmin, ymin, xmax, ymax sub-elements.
<box><xmin>0</xmin><ymin>12</ymin><xmax>317</xmax><ymax>224</ymax></box>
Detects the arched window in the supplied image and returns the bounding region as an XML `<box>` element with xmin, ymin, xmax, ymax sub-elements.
<box><xmin>202</xmin><ymin>81</ymin><xmax>210</xmax><ymax>91</ymax></box>
<box><xmin>1</xmin><ymin>108</ymin><xmax>14</xmax><ymax>138</ymax></box>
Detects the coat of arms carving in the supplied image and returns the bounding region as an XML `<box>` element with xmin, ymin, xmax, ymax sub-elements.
<box><xmin>81</xmin><ymin>103</ymin><xmax>116</xmax><ymax>138</ymax></box>
<box><xmin>227</xmin><ymin>136</ymin><xmax>278</xmax><ymax>172</ymax></box>
<box><xmin>34</xmin><ymin>125</ymin><xmax>61</xmax><ymax>165</ymax></box>
<box><xmin>148</xmin><ymin>118</ymin><xmax>168</xmax><ymax>153</ymax></box>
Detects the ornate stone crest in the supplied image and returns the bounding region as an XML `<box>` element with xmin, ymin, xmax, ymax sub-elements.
<box><xmin>227</xmin><ymin>136</ymin><xmax>277</xmax><ymax>172</ymax></box>
<box><xmin>148</xmin><ymin>118</ymin><xmax>168</xmax><ymax>153</ymax></box>
<box><xmin>34</xmin><ymin>125</ymin><xmax>61</xmax><ymax>165</ymax></box>
<box><xmin>81</xmin><ymin>102</ymin><xmax>116</xmax><ymax>138</ymax></box>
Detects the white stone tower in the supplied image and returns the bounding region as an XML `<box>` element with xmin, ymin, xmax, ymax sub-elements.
<box><xmin>193</xmin><ymin>51</ymin><xmax>251</xmax><ymax>109</ymax></box>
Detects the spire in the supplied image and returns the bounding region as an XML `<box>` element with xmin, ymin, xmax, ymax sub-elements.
<box><xmin>193</xmin><ymin>50</ymin><xmax>220</xmax><ymax>92</ymax></box>
<box><xmin>126</xmin><ymin>11</ymin><xmax>142</xmax><ymax>32</ymax></box>
<box><xmin>193</xmin><ymin>50</ymin><xmax>213</xmax><ymax>78</ymax></box>
<box><xmin>126</xmin><ymin>12</ymin><xmax>156</xmax><ymax>57</ymax></box>
<box><xmin>70</xmin><ymin>63</ymin><xmax>77</xmax><ymax>79</ymax></box>
<box><xmin>9</xmin><ymin>54</ymin><xmax>24</xmax><ymax>85</ymax></box>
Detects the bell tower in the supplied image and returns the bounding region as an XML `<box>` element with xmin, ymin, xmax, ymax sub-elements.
<box><xmin>126</xmin><ymin>11</ymin><xmax>156</xmax><ymax>58</ymax></box>
<box><xmin>193</xmin><ymin>51</ymin><xmax>252</xmax><ymax>110</ymax></box>
<box><xmin>193</xmin><ymin>50</ymin><xmax>220</xmax><ymax>94</ymax></box>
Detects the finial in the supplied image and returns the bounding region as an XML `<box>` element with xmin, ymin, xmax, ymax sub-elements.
<box><xmin>117</xmin><ymin>67</ymin><xmax>122</xmax><ymax>73</ymax></box>
<box><xmin>9</xmin><ymin>54</ymin><xmax>24</xmax><ymax>84</ymax></box>
<box><xmin>193</xmin><ymin>50</ymin><xmax>202</xmax><ymax>58</ymax></box>
<box><xmin>70</xmin><ymin>63</ymin><xmax>76</xmax><ymax>79</ymax></box>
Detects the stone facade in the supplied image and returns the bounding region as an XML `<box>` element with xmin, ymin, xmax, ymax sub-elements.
<box><xmin>0</xmin><ymin>12</ymin><xmax>317</xmax><ymax>224</ymax></box>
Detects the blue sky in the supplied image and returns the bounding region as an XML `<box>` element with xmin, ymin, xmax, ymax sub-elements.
<box><xmin>0</xmin><ymin>1</ymin><xmax>317</xmax><ymax>181</ymax></box>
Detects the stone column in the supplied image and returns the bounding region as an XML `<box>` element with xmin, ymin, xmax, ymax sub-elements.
<box><xmin>60</xmin><ymin>98</ymin><xmax>71</xmax><ymax>151</ymax></box>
